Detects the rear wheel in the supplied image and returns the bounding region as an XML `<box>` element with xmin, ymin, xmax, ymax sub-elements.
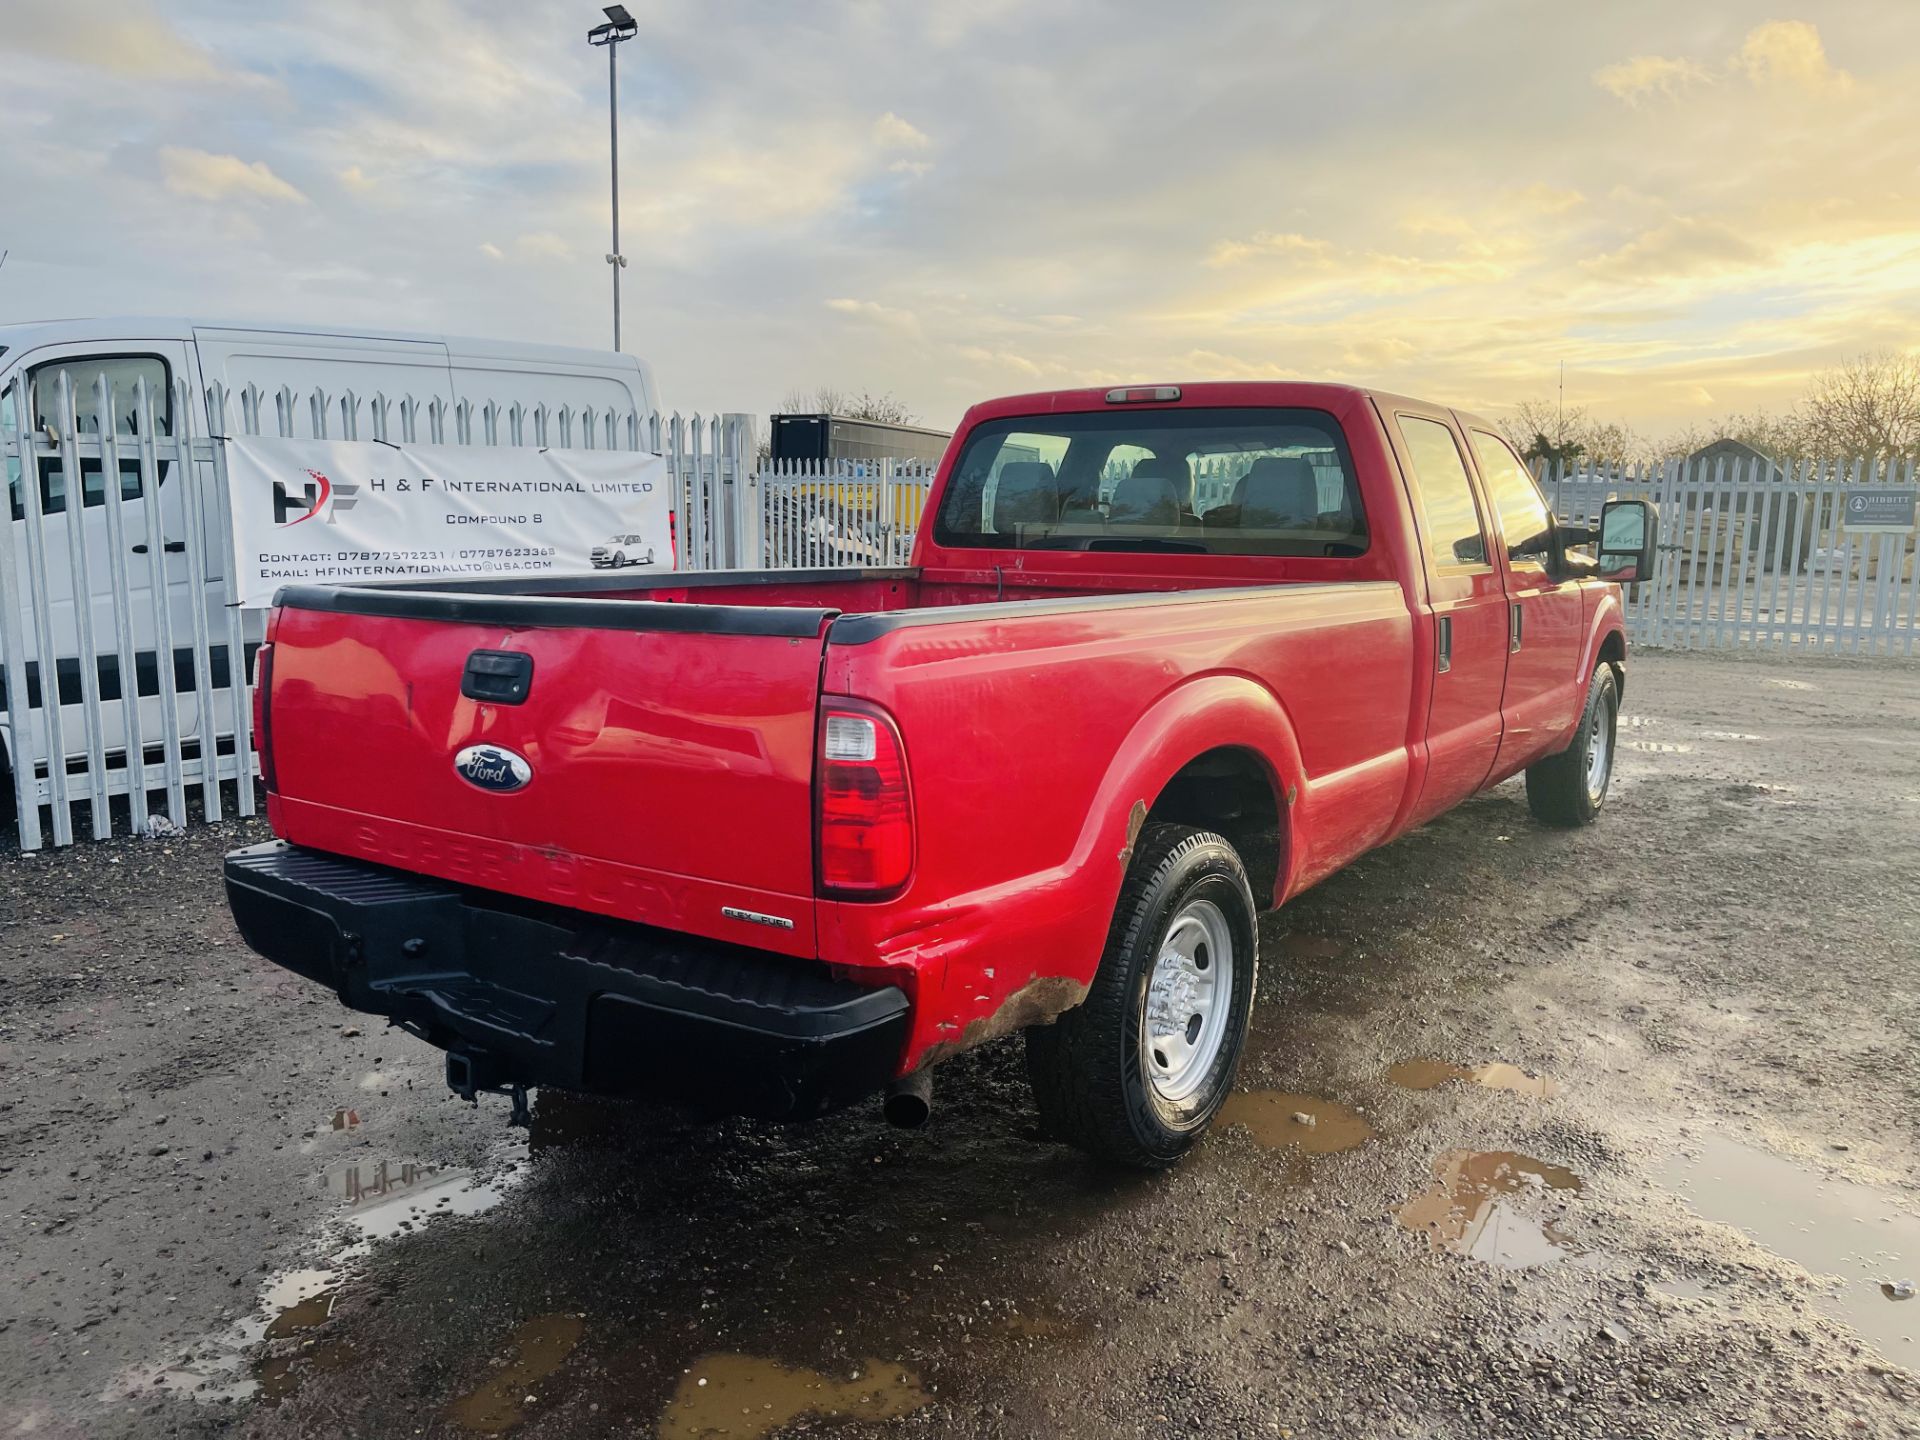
<box><xmin>1525</xmin><ymin>663</ymin><xmax>1618</xmax><ymax>827</ymax></box>
<box><xmin>1025</xmin><ymin>823</ymin><xmax>1258</xmax><ymax>1168</ymax></box>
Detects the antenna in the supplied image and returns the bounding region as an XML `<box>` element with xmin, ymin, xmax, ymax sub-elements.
<box><xmin>1558</xmin><ymin>360</ymin><xmax>1564</xmax><ymax>433</ymax></box>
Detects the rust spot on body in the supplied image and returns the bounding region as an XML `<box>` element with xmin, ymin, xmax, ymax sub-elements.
<box><xmin>917</xmin><ymin>974</ymin><xmax>1089</xmax><ymax>1068</ymax></box>
<box><xmin>1118</xmin><ymin>798</ymin><xmax>1149</xmax><ymax>867</ymax></box>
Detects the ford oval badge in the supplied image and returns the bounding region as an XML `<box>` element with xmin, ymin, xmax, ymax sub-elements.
<box><xmin>453</xmin><ymin>744</ymin><xmax>532</xmax><ymax>793</ymax></box>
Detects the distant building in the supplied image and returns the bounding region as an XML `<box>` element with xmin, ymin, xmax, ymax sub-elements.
<box><xmin>1686</xmin><ymin>437</ymin><xmax>1790</xmax><ymax>482</ymax></box>
<box><xmin>769</xmin><ymin>413</ymin><xmax>952</xmax><ymax>468</ymax></box>
<box><xmin>1685</xmin><ymin>439</ymin><xmax>1809</xmax><ymax>570</ymax></box>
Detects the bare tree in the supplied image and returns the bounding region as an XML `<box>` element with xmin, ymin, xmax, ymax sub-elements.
<box><xmin>1798</xmin><ymin>351</ymin><xmax>1920</xmax><ymax>459</ymax></box>
<box><xmin>778</xmin><ymin>387</ymin><xmax>917</xmax><ymax>425</ymax></box>
<box><xmin>1497</xmin><ymin>400</ymin><xmax>1644</xmax><ymax>467</ymax></box>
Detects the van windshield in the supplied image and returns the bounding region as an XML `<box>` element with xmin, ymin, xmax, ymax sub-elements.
<box><xmin>930</xmin><ymin>406</ymin><xmax>1366</xmax><ymax>556</ymax></box>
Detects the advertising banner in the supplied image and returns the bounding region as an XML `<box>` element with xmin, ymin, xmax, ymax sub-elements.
<box><xmin>224</xmin><ymin>435</ymin><xmax>672</xmax><ymax>606</ymax></box>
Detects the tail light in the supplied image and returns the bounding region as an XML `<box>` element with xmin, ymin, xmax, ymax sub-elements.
<box><xmin>816</xmin><ymin>699</ymin><xmax>913</xmax><ymax>898</ymax></box>
<box><xmin>252</xmin><ymin>640</ymin><xmax>278</xmax><ymax>793</ymax></box>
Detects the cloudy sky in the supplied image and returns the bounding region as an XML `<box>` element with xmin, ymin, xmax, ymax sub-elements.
<box><xmin>3</xmin><ymin>1</ymin><xmax>1917</xmax><ymax>436</ymax></box>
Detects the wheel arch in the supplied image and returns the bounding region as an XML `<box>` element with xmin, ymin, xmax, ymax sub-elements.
<box><xmin>1578</xmin><ymin>583</ymin><xmax>1629</xmax><ymax>702</ymax></box>
<box><xmin>1087</xmin><ymin>673</ymin><xmax>1303</xmax><ymax>911</ymax></box>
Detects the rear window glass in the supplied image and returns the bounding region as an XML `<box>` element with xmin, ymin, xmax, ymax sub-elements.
<box><xmin>931</xmin><ymin>407</ymin><xmax>1366</xmax><ymax>557</ymax></box>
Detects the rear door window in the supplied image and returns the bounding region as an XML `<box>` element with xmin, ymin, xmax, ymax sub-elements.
<box><xmin>935</xmin><ymin>407</ymin><xmax>1366</xmax><ymax>557</ymax></box>
<box><xmin>1398</xmin><ymin>415</ymin><xmax>1488</xmax><ymax>570</ymax></box>
<box><xmin>2</xmin><ymin>378</ymin><xmax>18</xmax><ymax>520</ymax></box>
<box><xmin>24</xmin><ymin>354</ymin><xmax>173</xmax><ymax>516</ymax></box>
<box><xmin>1469</xmin><ymin>430</ymin><xmax>1554</xmax><ymax>566</ymax></box>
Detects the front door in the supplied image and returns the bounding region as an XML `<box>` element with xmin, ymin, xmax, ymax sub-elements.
<box><xmin>1466</xmin><ymin>428</ymin><xmax>1588</xmax><ymax>781</ymax></box>
<box><xmin>1390</xmin><ymin>410</ymin><xmax>1509</xmax><ymax>828</ymax></box>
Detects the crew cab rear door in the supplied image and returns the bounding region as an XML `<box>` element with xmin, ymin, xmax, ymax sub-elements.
<box><xmin>1384</xmin><ymin>407</ymin><xmax>1509</xmax><ymax>827</ymax></box>
<box><xmin>262</xmin><ymin>595</ymin><xmax>833</xmax><ymax>956</ymax></box>
<box><xmin>1463</xmin><ymin>427</ymin><xmax>1588</xmax><ymax>775</ymax></box>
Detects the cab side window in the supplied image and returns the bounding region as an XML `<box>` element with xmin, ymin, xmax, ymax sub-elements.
<box><xmin>1470</xmin><ymin>430</ymin><xmax>1553</xmax><ymax>566</ymax></box>
<box><xmin>1399</xmin><ymin>415</ymin><xmax>1488</xmax><ymax>569</ymax></box>
<box><xmin>26</xmin><ymin>355</ymin><xmax>174</xmax><ymax>517</ymax></box>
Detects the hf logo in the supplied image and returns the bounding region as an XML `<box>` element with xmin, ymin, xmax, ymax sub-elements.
<box><xmin>272</xmin><ymin>469</ymin><xmax>363</xmax><ymax>526</ymax></box>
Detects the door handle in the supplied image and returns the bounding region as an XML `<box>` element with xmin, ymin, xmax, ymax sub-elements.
<box><xmin>1509</xmin><ymin>603</ymin><xmax>1524</xmax><ymax>653</ymax></box>
<box><xmin>131</xmin><ymin>539</ymin><xmax>187</xmax><ymax>554</ymax></box>
<box><xmin>1436</xmin><ymin>615</ymin><xmax>1452</xmax><ymax>673</ymax></box>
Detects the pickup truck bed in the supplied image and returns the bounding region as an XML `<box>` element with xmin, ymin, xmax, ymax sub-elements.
<box><xmin>230</xmin><ymin>381</ymin><xmax>1647</xmax><ymax>1161</ymax></box>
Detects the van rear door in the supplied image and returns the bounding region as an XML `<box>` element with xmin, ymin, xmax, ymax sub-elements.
<box><xmin>6</xmin><ymin>340</ymin><xmax>202</xmax><ymax>768</ymax></box>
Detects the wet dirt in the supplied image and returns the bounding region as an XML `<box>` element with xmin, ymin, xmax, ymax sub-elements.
<box><xmin>3</xmin><ymin>649</ymin><xmax>1918</xmax><ymax>1440</ymax></box>
<box><xmin>656</xmin><ymin>1353</ymin><xmax>928</xmax><ymax>1440</ymax></box>
<box><xmin>1397</xmin><ymin>1150</ymin><xmax>1585</xmax><ymax>1268</ymax></box>
<box><xmin>1216</xmin><ymin>1090</ymin><xmax>1376</xmax><ymax>1153</ymax></box>
<box><xmin>1388</xmin><ymin>1057</ymin><xmax>1561</xmax><ymax>1098</ymax></box>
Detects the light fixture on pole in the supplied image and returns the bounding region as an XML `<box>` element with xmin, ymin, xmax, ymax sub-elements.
<box><xmin>587</xmin><ymin>4</ymin><xmax>637</xmax><ymax>351</ymax></box>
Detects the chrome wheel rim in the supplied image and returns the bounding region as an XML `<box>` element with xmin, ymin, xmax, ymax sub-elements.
<box><xmin>1143</xmin><ymin>896</ymin><xmax>1235</xmax><ymax>1103</ymax></box>
<box><xmin>1585</xmin><ymin>697</ymin><xmax>1613</xmax><ymax>802</ymax></box>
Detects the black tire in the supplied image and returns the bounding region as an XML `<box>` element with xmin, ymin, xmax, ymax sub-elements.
<box><xmin>613</xmin><ymin>550</ymin><xmax>627</xmax><ymax>567</ymax></box>
<box><xmin>1025</xmin><ymin>823</ymin><xmax>1258</xmax><ymax>1168</ymax></box>
<box><xmin>1526</xmin><ymin>664</ymin><xmax>1619</xmax><ymax>827</ymax></box>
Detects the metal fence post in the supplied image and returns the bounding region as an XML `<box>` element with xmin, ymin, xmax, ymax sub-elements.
<box><xmin>0</xmin><ymin>391</ymin><xmax>42</xmax><ymax>849</ymax></box>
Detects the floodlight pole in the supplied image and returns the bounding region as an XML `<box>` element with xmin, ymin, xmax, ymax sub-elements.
<box><xmin>607</xmin><ymin>38</ymin><xmax>622</xmax><ymax>352</ymax></box>
<box><xmin>589</xmin><ymin>8</ymin><xmax>635</xmax><ymax>352</ymax></box>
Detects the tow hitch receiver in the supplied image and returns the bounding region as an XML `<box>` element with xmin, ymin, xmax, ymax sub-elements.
<box><xmin>446</xmin><ymin>1051</ymin><xmax>533</xmax><ymax>1128</ymax></box>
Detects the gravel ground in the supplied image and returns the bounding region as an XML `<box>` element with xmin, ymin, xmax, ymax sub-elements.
<box><xmin>1</xmin><ymin>648</ymin><xmax>1916</xmax><ymax>1440</ymax></box>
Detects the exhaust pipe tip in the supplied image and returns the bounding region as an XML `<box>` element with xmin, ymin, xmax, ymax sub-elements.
<box><xmin>882</xmin><ymin>1069</ymin><xmax>933</xmax><ymax>1129</ymax></box>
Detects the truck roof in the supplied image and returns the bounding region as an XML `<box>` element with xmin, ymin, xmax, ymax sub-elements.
<box><xmin>957</xmin><ymin>381</ymin><xmax>1499</xmax><ymax>438</ymax></box>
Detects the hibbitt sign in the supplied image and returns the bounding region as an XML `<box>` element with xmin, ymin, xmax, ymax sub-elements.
<box><xmin>224</xmin><ymin>435</ymin><xmax>672</xmax><ymax>606</ymax></box>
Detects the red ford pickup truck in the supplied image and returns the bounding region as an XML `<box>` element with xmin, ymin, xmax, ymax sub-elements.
<box><xmin>226</xmin><ymin>383</ymin><xmax>1655</xmax><ymax>1166</ymax></box>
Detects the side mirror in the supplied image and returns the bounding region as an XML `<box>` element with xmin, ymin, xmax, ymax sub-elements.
<box><xmin>1598</xmin><ymin>499</ymin><xmax>1658</xmax><ymax>583</ymax></box>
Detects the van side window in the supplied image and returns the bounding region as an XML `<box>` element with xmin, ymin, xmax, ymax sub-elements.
<box><xmin>1470</xmin><ymin>430</ymin><xmax>1554</xmax><ymax>565</ymax></box>
<box><xmin>26</xmin><ymin>355</ymin><xmax>174</xmax><ymax>517</ymax></box>
<box><xmin>1398</xmin><ymin>415</ymin><xmax>1488</xmax><ymax>569</ymax></box>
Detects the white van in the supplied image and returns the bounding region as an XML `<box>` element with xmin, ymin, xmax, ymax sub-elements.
<box><xmin>0</xmin><ymin>317</ymin><xmax>662</xmax><ymax>808</ymax></box>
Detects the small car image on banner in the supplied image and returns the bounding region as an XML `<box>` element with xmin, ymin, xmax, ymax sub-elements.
<box><xmin>223</xmin><ymin>435</ymin><xmax>673</xmax><ymax>606</ymax></box>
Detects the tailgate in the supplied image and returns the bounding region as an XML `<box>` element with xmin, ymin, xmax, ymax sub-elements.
<box><xmin>262</xmin><ymin>595</ymin><xmax>833</xmax><ymax>957</ymax></box>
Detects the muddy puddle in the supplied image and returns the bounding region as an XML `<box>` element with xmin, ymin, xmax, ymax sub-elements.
<box><xmin>1622</xmin><ymin>715</ymin><xmax>1763</xmax><ymax>743</ymax></box>
<box><xmin>1662</xmin><ymin>1134</ymin><xmax>1919</xmax><ymax>1365</ymax></box>
<box><xmin>444</xmin><ymin>1314</ymin><xmax>586</xmax><ymax>1433</ymax></box>
<box><xmin>657</xmin><ymin>1353</ymin><xmax>928</xmax><ymax>1439</ymax></box>
<box><xmin>1398</xmin><ymin>1151</ymin><xmax>1584</xmax><ymax>1268</ymax></box>
<box><xmin>120</xmin><ymin>1138</ymin><xmax>524</xmax><ymax>1405</ymax></box>
<box><xmin>1278</xmin><ymin>931</ymin><xmax>1346</xmax><ymax>961</ymax></box>
<box><xmin>1218</xmin><ymin>1091</ymin><xmax>1375</xmax><ymax>1154</ymax></box>
<box><xmin>995</xmin><ymin>1311</ymin><xmax>1091</xmax><ymax>1343</ymax></box>
<box><xmin>1388</xmin><ymin>1058</ymin><xmax>1560</xmax><ymax>1098</ymax></box>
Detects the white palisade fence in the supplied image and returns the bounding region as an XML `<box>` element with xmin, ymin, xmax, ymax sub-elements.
<box><xmin>1541</xmin><ymin>455</ymin><xmax>1918</xmax><ymax>655</ymax></box>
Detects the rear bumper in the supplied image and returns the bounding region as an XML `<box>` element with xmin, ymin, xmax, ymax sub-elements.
<box><xmin>224</xmin><ymin>841</ymin><xmax>909</xmax><ymax>1120</ymax></box>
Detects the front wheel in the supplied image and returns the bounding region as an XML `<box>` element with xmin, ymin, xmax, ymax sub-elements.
<box><xmin>1025</xmin><ymin>823</ymin><xmax>1258</xmax><ymax>1168</ymax></box>
<box><xmin>1525</xmin><ymin>663</ymin><xmax>1619</xmax><ymax>827</ymax></box>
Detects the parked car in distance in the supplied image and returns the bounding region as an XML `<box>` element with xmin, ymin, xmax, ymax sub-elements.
<box><xmin>226</xmin><ymin>381</ymin><xmax>1656</xmax><ymax>1167</ymax></box>
<box><xmin>0</xmin><ymin>317</ymin><xmax>661</xmax><ymax>814</ymax></box>
<box><xmin>590</xmin><ymin>534</ymin><xmax>656</xmax><ymax>568</ymax></box>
